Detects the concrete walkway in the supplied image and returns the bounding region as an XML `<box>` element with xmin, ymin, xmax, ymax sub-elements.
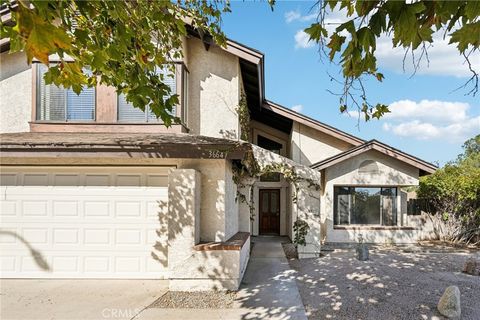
<box><xmin>234</xmin><ymin>236</ymin><xmax>308</xmax><ymax>319</ymax></box>
<box><xmin>0</xmin><ymin>279</ymin><xmax>169</xmax><ymax>320</ymax></box>
<box><xmin>138</xmin><ymin>236</ymin><xmax>308</xmax><ymax>320</ymax></box>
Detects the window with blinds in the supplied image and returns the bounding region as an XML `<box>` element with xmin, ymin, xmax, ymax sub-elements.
<box><xmin>36</xmin><ymin>64</ymin><xmax>95</xmax><ymax>121</ymax></box>
<box><xmin>117</xmin><ymin>66</ymin><xmax>177</xmax><ymax>122</ymax></box>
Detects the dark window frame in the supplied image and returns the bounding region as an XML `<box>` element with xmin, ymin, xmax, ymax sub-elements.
<box><xmin>333</xmin><ymin>186</ymin><xmax>398</xmax><ymax>226</ymax></box>
<box><xmin>257</xmin><ymin>134</ymin><xmax>283</xmax><ymax>182</ymax></box>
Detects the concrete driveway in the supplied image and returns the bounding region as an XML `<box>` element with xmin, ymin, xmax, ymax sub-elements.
<box><xmin>0</xmin><ymin>279</ymin><xmax>168</xmax><ymax>320</ymax></box>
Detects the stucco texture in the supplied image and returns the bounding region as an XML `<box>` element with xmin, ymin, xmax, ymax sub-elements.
<box><xmin>290</xmin><ymin>122</ymin><xmax>354</xmax><ymax>166</ymax></box>
<box><xmin>186</xmin><ymin>38</ymin><xmax>240</xmax><ymax>139</ymax></box>
<box><xmin>0</xmin><ymin>52</ymin><xmax>32</xmax><ymax>133</ymax></box>
<box><xmin>322</xmin><ymin>150</ymin><xmax>421</xmax><ymax>244</ymax></box>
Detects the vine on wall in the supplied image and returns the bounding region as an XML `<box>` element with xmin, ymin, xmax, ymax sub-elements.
<box><xmin>232</xmin><ymin>149</ymin><xmax>321</xmax><ymax>245</ymax></box>
<box><xmin>293</xmin><ymin>219</ymin><xmax>310</xmax><ymax>246</ymax></box>
<box><xmin>236</xmin><ymin>92</ymin><xmax>250</xmax><ymax>141</ymax></box>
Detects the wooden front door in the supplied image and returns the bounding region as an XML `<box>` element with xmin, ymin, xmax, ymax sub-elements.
<box><xmin>259</xmin><ymin>189</ymin><xmax>280</xmax><ymax>235</ymax></box>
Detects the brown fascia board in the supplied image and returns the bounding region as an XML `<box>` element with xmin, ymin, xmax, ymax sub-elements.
<box><xmin>263</xmin><ymin>100</ymin><xmax>365</xmax><ymax>146</ymax></box>
<box><xmin>185</xmin><ymin>26</ymin><xmax>265</xmax><ymax>106</ymax></box>
<box><xmin>310</xmin><ymin>139</ymin><xmax>437</xmax><ymax>174</ymax></box>
<box><xmin>0</xmin><ymin>133</ymin><xmax>250</xmax><ymax>160</ymax></box>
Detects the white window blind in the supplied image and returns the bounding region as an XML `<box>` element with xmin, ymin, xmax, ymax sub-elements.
<box><xmin>117</xmin><ymin>66</ymin><xmax>176</xmax><ymax>122</ymax></box>
<box><xmin>36</xmin><ymin>64</ymin><xmax>95</xmax><ymax>121</ymax></box>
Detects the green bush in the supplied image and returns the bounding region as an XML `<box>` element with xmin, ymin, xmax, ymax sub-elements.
<box><xmin>417</xmin><ymin>135</ymin><xmax>480</xmax><ymax>244</ymax></box>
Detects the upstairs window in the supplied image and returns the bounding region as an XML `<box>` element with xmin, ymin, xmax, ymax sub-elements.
<box><xmin>334</xmin><ymin>186</ymin><xmax>398</xmax><ymax>226</ymax></box>
<box><xmin>36</xmin><ymin>64</ymin><xmax>95</xmax><ymax>121</ymax></box>
<box><xmin>117</xmin><ymin>67</ymin><xmax>176</xmax><ymax>122</ymax></box>
<box><xmin>258</xmin><ymin>135</ymin><xmax>283</xmax><ymax>182</ymax></box>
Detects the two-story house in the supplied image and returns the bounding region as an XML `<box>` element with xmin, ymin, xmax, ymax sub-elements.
<box><xmin>0</xmin><ymin>27</ymin><xmax>436</xmax><ymax>291</ymax></box>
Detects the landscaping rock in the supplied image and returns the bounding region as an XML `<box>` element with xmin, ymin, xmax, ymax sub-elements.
<box><xmin>356</xmin><ymin>243</ymin><xmax>369</xmax><ymax>261</ymax></box>
<box><xmin>463</xmin><ymin>257</ymin><xmax>480</xmax><ymax>276</ymax></box>
<box><xmin>437</xmin><ymin>286</ymin><xmax>461</xmax><ymax>319</ymax></box>
<box><xmin>356</xmin><ymin>235</ymin><xmax>369</xmax><ymax>261</ymax></box>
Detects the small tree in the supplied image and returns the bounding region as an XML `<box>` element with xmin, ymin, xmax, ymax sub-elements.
<box><xmin>417</xmin><ymin>135</ymin><xmax>480</xmax><ymax>245</ymax></box>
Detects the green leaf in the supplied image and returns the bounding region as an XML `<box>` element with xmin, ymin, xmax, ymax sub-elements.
<box><xmin>355</xmin><ymin>0</ymin><xmax>378</xmax><ymax>16</ymax></box>
<box><xmin>369</xmin><ymin>10</ymin><xmax>387</xmax><ymax>36</ymax></box>
<box><xmin>465</xmin><ymin>1</ymin><xmax>480</xmax><ymax>20</ymax></box>
<box><xmin>327</xmin><ymin>33</ymin><xmax>346</xmax><ymax>61</ymax></box>
<box><xmin>372</xmin><ymin>104</ymin><xmax>390</xmax><ymax>119</ymax></box>
<box><xmin>15</xmin><ymin>4</ymin><xmax>71</xmax><ymax>64</ymax></box>
<box><xmin>449</xmin><ymin>21</ymin><xmax>480</xmax><ymax>53</ymax></box>
<box><xmin>304</xmin><ymin>23</ymin><xmax>328</xmax><ymax>42</ymax></box>
<box><xmin>357</xmin><ymin>27</ymin><xmax>375</xmax><ymax>51</ymax></box>
<box><xmin>375</xmin><ymin>72</ymin><xmax>384</xmax><ymax>82</ymax></box>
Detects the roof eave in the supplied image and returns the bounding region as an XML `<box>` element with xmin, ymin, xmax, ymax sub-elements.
<box><xmin>263</xmin><ymin>100</ymin><xmax>365</xmax><ymax>146</ymax></box>
<box><xmin>311</xmin><ymin>140</ymin><xmax>437</xmax><ymax>174</ymax></box>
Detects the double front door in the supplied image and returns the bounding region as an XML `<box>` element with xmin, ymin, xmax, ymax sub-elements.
<box><xmin>259</xmin><ymin>189</ymin><xmax>280</xmax><ymax>235</ymax></box>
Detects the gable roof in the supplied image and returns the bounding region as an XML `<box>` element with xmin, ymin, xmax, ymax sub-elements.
<box><xmin>263</xmin><ymin>100</ymin><xmax>365</xmax><ymax>146</ymax></box>
<box><xmin>310</xmin><ymin>139</ymin><xmax>437</xmax><ymax>175</ymax></box>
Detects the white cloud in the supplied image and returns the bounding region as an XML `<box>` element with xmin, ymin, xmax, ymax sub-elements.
<box><xmin>291</xmin><ymin>104</ymin><xmax>304</xmax><ymax>113</ymax></box>
<box><xmin>381</xmin><ymin>99</ymin><xmax>480</xmax><ymax>142</ymax></box>
<box><xmin>294</xmin><ymin>30</ymin><xmax>314</xmax><ymax>49</ymax></box>
<box><xmin>285</xmin><ymin>11</ymin><xmax>301</xmax><ymax>23</ymax></box>
<box><xmin>285</xmin><ymin>10</ymin><xmax>317</xmax><ymax>23</ymax></box>
<box><xmin>376</xmin><ymin>32</ymin><xmax>480</xmax><ymax>78</ymax></box>
<box><xmin>342</xmin><ymin>110</ymin><xmax>361</xmax><ymax>118</ymax></box>
<box><xmin>384</xmin><ymin>100</ymin><xmax>470</xmax><ymax>123</ymax></box>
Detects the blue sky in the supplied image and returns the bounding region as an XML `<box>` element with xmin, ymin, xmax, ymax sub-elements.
<box><xmin>221</xmin><ymin>1</ymin><xmax>480</xmax><ymax>166</ymax></box>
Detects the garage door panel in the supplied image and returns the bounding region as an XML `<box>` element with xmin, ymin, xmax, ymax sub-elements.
<box><xmin>0</xmin><ymin>167</ymin><xmax>170</xmax><ymax>279</ymax></box>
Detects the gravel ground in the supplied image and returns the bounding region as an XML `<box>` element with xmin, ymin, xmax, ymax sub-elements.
<box><xmin>288</xmin><ymin>248</ymin><xmax>480</xmax><ymax>320</ymax></box>
<box><xmin>150</xmin><ymin>291</ymin><xmax>236</xmax><ymax>309</ymax></box>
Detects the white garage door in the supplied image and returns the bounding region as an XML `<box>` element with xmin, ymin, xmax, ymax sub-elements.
<box><xmin>0</xmin><ymin>166</ymin><xmax>171</xmax><ymax>279</ymax></box>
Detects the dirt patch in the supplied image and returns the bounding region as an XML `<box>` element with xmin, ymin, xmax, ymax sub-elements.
<box><xmin>289</xmin><ymin>249</ymin><xmax>480</xmax><ymax>320</ymax></box>
<box><xmin>282</xmin><ymin>242</ymin><xmax>298</xmax><ymax>259</ymax></box>
<box><xmin>150</xmin><ymin>291</ymin><xmax>236</xmax><ymax>309</ymax></box>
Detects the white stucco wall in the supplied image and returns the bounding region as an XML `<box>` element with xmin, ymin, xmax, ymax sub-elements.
<box><xmin>186</xmin><ymin>38</ymin><xmax>240</xmax><ymax>139</ymax></box>
<box><xmin>177</xmin><ymin>159</ymin><xmax>238</xmax><ymax>242</ymax></box>
<box><xmin>290</xmin><ymin>122</ymin><xmax>353</xmax><ymax>166</ymax></box>
<box><xmin>322</xmin><ymin>150</ymin><xmax>422</xmax><ymax>244</ymax></box>
<box><xmin>224</xmin><ymin>161</ymin><xmax>239</xmax><ymax>240</ymax></box>
<box><xmin>0</xmin><ymin>52</ymin><xmax>32</xmax><ymax>133</ymax></box>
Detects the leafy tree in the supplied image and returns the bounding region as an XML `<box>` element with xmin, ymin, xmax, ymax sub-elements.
<box><xmin>1</xmin><ymin>0</ymin><xmax>478</xmax><ymax>123</ymax></box>
<box><xmin>417</xmin><ymin>134</ymin><xmax>480</xmax><ymax>244</ymax></box>
<box><xmin>0</xmin><ymin>0</ymin><xmax>231</xmax><ymax>125</ymax></box>
<box><xmin>305</xmin><ymin>0</ymin><xmax>480</xmax><ymax>120</ymax></box>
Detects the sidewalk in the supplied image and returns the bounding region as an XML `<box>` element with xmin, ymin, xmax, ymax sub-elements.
<box><xmin>136</xmin><ymin>236</ymin><xmax>308</xmax><ymax>320</ymax></box>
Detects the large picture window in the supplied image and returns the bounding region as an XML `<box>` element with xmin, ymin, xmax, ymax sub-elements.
<box><xmin>36</xmin><ymin>64</ymin><xmax>95</xmax><ymax>121</ymax></box>
<box><xmin>117</xmin><ymin>66</ymin><xmax>176</xmax><ymax>122</ymax></box>
<box><xmin>334</xmin><ymin>186</ymin><xmax>397</xmax><ymax>226</ymax></box>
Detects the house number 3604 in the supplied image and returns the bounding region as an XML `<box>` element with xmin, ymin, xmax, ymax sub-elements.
<box><xmin>208</xmin><ymin>150</ymin><xmax>225</xmax><ymax>158</ymax></box>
